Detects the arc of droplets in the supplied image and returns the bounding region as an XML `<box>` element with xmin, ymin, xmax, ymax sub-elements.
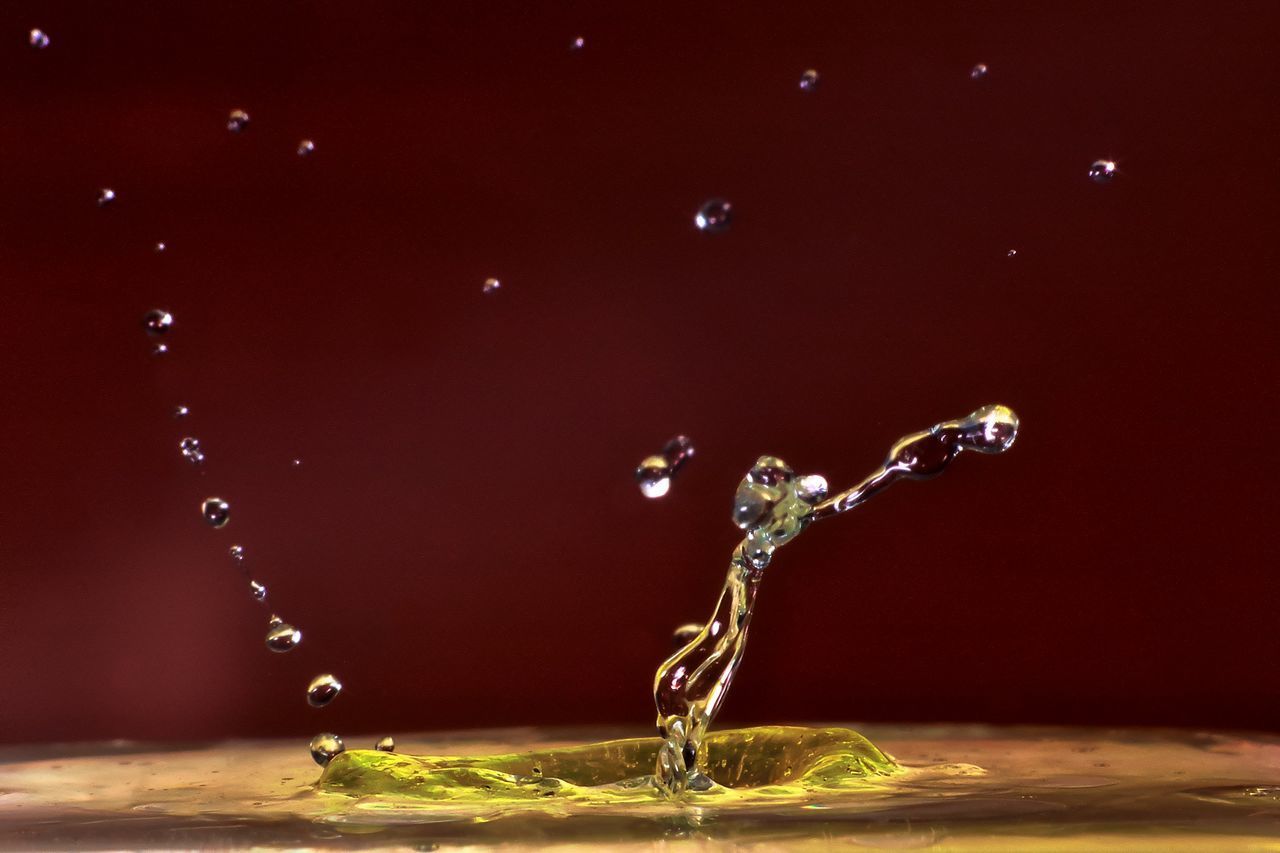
<box><xmin>651</xmin><ymin>404</ymin><xmax>1020</xmax><ymax>796</ymax></box>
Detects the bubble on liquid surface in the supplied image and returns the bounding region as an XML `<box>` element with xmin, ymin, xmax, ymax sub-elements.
<box><xmin>173</xmin><ymin>404</ymin><xmax>189</xmax><ymax>419</ymax></box>
<box><xmin>179</xmin><ymin>437</ymin><xmax>204</xmax><ymax>466</ymax></box>
<box><xmin>306</xmin><ymin>674</ymin><xmax>343</xmax><ymax>708</ymax></box>
<box><xmin>201</xmin><ymin>497</ymin><xmax>230</xmax><ymax>528</ymax></box>
<box><xmin>635</xmin><ymin>455</ymin><xmax>671</xmax><ymax>499</ymax></box>
<box><xmin>228</xmin><ymin>544</ymin><xmax>245</xmax><ymax>562</ymax></box>
<box><xmin>570</xmin><ymin>36</ymin><xmax>585</xmax><ymax>51</ymax></box>
<box><xmin>249</xmin><ymin>579</ymin><xmax>267</xmax><ymax>602</ymax></box>
<box><xmin>297</xmin><ymin>139</ymin><xmax>315</xmax><ymax>157</ymax></box>
<box><xmin>266</xmin><ymin>621</ymin><xmax>301</xmax><ymax>652</ymax></box>
<box><xmin>482</xmin><ymin>277</ymin><xmax>501</xmax><ymax>295</ymax></box>
<box><xmin>374</xmin><ymin>736</ymin><xmax>396</xmax><ymax>752</ymax></box>
<box><xmin>97</xmin><ymin>188</ymin><xmax>116</xmax><ymax>207</ymax></box>
<box><xmin>142</xmin><ymin>309</ymin><xmax>173</xmax><ymax>336</ymax></box>
<box><xmin>970</xmin><ymin>63</ymin><xmax>989</xmax><ymax>80</ymax></box>
<box><xmin>29</xmin><ymin>29</ymin><xmax>50</xmax><ymax>49</ymax></box>
<box><xmin>1088</xmin><ymin>159</ymin><xmax>1116</xmax><ymax>183</ymax></box>
<box><xmin>310</xmin><ymin>733</ymin><xmax>345</xmax><ymax>766</ymax></box>
<box><xmin>694</xmin><ymin>199</ymin><xmax>732</xmax><ymax>233</ymax></box>
<box><xmin>799</xmin><ymin>69</ymin><xmax>820</xmax><ymax>91</ymax></box>
<box><xmin>226</xmin><ymin>109</ymin><xmax>250</xmax><ymax>133</ymax></box>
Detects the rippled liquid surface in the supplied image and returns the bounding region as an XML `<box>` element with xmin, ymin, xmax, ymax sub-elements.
<box><xmin>3</xmin><ymin>724</ymin><xmax>1280</xmax><ymax>850</ymax></box>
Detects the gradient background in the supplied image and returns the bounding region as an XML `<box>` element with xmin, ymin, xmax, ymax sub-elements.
<box><xmin>0</xmin><ymin>1</ymin><xmax>1276</xmax><ymax>745</ymax></box>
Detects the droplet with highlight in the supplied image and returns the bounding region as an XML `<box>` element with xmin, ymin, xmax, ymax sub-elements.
<box><xmin>227</xmin><ymin>109</ymin><xmax>251</xmax><ymax>132</ymax></box>
<box><xmin>249</xmin><ymin>580</ymin><xmax>267</xmax><ymax>602</ymax></box>
<box><xmin>29</xmin><ymin>29</ymin><xmax>50</xmax><ymax>49</ymax></box>
<box><xmin>306</xmin><ymin>674</ymin><xmax>343</xmax><ymax>708</ymax></box>
<box><xmin>228</xmin><ymin>544</ymin><xmax>245</xmax><ymax>562</ymax></box>
<box><xmin>482</xmin><ymin>277</ymin><xmax>501</xmax><ymax>295</ymax></box>
<box><xmin>635</xmin><ymin>455</ymin><xmax>671</xmax><ymax>499</ymax></box>
<box><xmin>798</xmin><ymin>69</ymin><xmax>819</xmax><ymax>91</ymax></box>
<box><xmin>201</xmin><ymin>497</ymin><xmax>230</xmax><ymax>528</ymax></box>
<box><xmin>143</xmin><ymin>309</ymin><xmax>173</xmax><ymax>336</ymax></box>
<box><xmin>173</xmin><ymin>404</ymin><xmax>189</xmax><ymax>419</ymax></box>
<box><xmin>179</xmin><ymin>437</ymin><xmax>204</xmax><ymax>466</ymax></box>
<box><xmin>97</xmin><ymin>188</ymin><xmax>116</xmax><ymax>207</ymax></box>
<box><xmin>694</xmin><ymin>199</ymin><xmax>732</xmax><ymax>233</ymax></box>
<box><xmin>310</xmin><ymin>733</ymin><xmax>345</xmax><ymax>766</ymax></box>
<box><xmin>266</xmin><ymin>621</ymin><xmax>301</xmax><ymax>652</ymax></box>
<box><xmin>970</xmin><ymin>63</ymin><xmax>988</xmax><ymax>80</ymax></box>
<box><xmin>151</xmin><ymin>343</ymin><xmax>168</xmax><ymax>356</ymax></box>
<box><xmin>570</xmin><ymin>36</ymin><xmax>585</xmax><ymax>51</ymax></box>
<box><xmin>297</xmin><ymin>139</ymin><xmax>315</xmax><ymax>157</ymax></box>
<box><xmin>1088</xmin><ymin>159</ymin><xmax>1116</xmax><ymax>184</ymax></box>
<box><xmin>374</xmin><ymin>736</ymin><xmax>395</xmax><ymax>752</ymax></box>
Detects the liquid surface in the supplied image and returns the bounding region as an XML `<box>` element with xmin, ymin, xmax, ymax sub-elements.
<box><xmin>4</xmin><ymin>723</ymin><xmax>1280</xmax><ymax>850</ymax></box>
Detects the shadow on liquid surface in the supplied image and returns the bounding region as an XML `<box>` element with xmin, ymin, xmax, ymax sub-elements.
<box><xmin>2</xmin><ymin>723</ymin><xmax>1280</xmax><ymax>850</ymax></box>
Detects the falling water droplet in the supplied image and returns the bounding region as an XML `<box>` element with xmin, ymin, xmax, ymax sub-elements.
<box><xmin>1088</xmin><ymin>159</ymin><xmax>1116</xmax><ymax>184</ymax></box>
<box><xmin>798</xmin><ymin>69</ymin><xmax>820</xmax><ymax>91</ymax></box>
<box><xmin>1007</xmin><ymin>249</ymin><xmax>1018</xmax><ymax>258</ymax></box>
<box><xmin>291</xmin><ymin>458</ymin><xmax>303</xmax><ymax>468</ymax></box>
<box><xmin>661</xmin><ymin>435</ymin><xmax>695</xmax><ymax>473</ymax></box>
<box><xmin>306</xmin><ymin>674</ymin><xmax>343</xmax><ymax>708</ymax></box>
<box><xmin>482</xmin><ymin>277</ymin><xmax>501</xmax><ymax>295</ymax></box>
<box><xmin>672</xmin><ymin>623</ymin><xmax>703</xmax><ymax>648</ymax></box>
<box><xmin>228</xmin><ymin>544</ymin><xmax>245</xmax><ymax>562</ymax></box>
<box><xmin>97</xmin><ymin>188</ymin><xmax>117</xmax><ymax>207</ymax></box>
<box><xmin>268</xmin><ymin>614</ymin><xmax>283</xmax><ymax>628</ymax></box>
<box><xmin>173</xmin><ymin>404</ymin><xmax>189</xmax><ymax>419</ymax></box>
<box><xmin>374</xmin><ymin>736</ymin><xmax>396</xmax><ymax>752</ymax></box>
<box><xmin>249</xmin><ymin>579</ymin><xmax>267</xmax><ymax>602</ymax></box>
<box><xmin>151</xmin><ymin>343</ymin><xmax>169</xmax><ymax>356</ymax></box>
<box><xmin>694</xmin><ymin>199</ymin><xmax>732</xmax><ymax>233</ymax></box>
<box><xmin>29</xmin><ymin>29</ymin><xmax>50</xmax><ymax>49</ymax></box>
<box><xmin>201</xmin><ymin>497</ymin><xmax>230</xmax><ymax>528</ymax></box>
<box><xmin>142</xmin><ymin>309</ymin><xmax>173</xmax><ymax>336</ymax></box>
<box><xmin>310</xmin><ymin>733</ymin><xmax>345</xmax><ymax>766</ymax></box>
<box><xmin>635</xmin><ymin>455</ymin><xmax>672</xmax><ymax>499</ymax></box>
<box><xmin>178</xmin><ymin>437</ymin><xmax>204</xmax><ymax>466</ymax></box>
<box><xmin>226</xmin><ymin>109</ymin><xmax>251</xmax><ymax>132</ymax></box>
<box><xmin>296</xmin><ymin>139</ymin><xmax>315</xmax><ymax>157</ymax></box>
<box><xmin>569</xmin><ymin>36</ymin><xmax>585</xmax><ymax>51</ymax></box>
<box><xmin>154</xmin><ymin>241</ymin><xmax>166</xmax><ymax>252</ymax></box>
<box><xmin>970</xmin><ymin>63</ymin><xmax>989</xmax><ymax>80</ymax></box>
<box><xmin>266</xmin><ymin>621</ymin><xmax>301</xmax><ymax>652</ymax></box>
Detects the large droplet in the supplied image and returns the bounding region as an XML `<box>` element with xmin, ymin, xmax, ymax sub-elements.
<box><xmin>97</xmin><ymin>188</ymin><xmax>116</xmax><ymax>207</ymax></box>
<box><xmin>374</xmin><ymin>736</ymin><xmax>396</xmax><ymax>752</ymax></box>
<box><xmin>266</xmin><ymin>621</ymin><xmax>301</xmax><ymax>652</ymax></box>
<box><xmin>310</xmin><ymin>733</ymin><xmax>345</xmax><ymax>766</ymax></box>
<box><xmin>482</xmin><ymin>277</ymin><xmax>501</xmax><ymax>295</ymax></box>
<box><xmin>635</xmin><ymin>455</ymin><xmax>671</xmax><ymax>499</ymax></box>
<box><xmin>227</xmin><ymin>109</ymin><xmax>250</xmax><ymax>133</ymax></box>
<box><xmin>306</xmin><ymin>674</ymin><xmax>343</xmax><ymax>708</ymax></box>
<box><xmin>249</xmin><ymin>579</ymin><xmax>267</xmax><ymax>602</ymax></box>
<box><xmin>694</xmin><ymin>199</ymin><xmax>732</xmax><ymax>233</ymax></box>
<box><xmin>179</xmin><ymin>437</ymin><xmax>205</xmax><ymax>466</ymax></box>
<box><xmin>29</xmin><ymin>29</ymin><xmax>50</xmax><ymax>49</ymax></box>
<box><xmin>970</xmin><ymin>63</ymin><xmax>989</xmax><ymax>80</ymax></box>
<box><xmin>798</xmin><ymin>69</ymin><xmax>820</xmax><ymax>91</ymax></box>
<box><xmin>796</xmin><ymin>474</ymin><xmax>829</xmax><ymax>504</ymax></box>
<box><xmin>1088</xmin><ymin>159</ymin><xmax>1116</xmax><ymax>184</ymax></box>
<box><xmin>142</xmin><ymin>309</ymin><xmax>173</xmax><ymax>336</ymax></box>
<box><xmin>297</xmin><ymin>139</ymin><xmax>315</xmax><ymax>157</ymax></box>
<box><xmin>201</xmin><ymin>497</ymin><xmax>230</xmax><ymax>527</ymax></box>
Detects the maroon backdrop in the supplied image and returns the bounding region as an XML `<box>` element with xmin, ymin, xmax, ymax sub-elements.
<box><xmin>0</xmin><ymin>1</ymin><xmax>1276</xmax><ymax>745</ymax></box>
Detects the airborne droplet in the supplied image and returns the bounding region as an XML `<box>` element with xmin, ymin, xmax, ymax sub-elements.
<box><xmin>297</xmin><ymin>139</ymin><xmax>315</xmax><ymax>157</ymax></box>
<box><xmin>173</xmin><ymin>404</ymin><xmax>189</xmax><ymax>419</ymax></box>
<box><xmin>970</xmin><ymin>63</ymin><xmax>989</xmax><ymax>80</ymax></box>
<box><xmin>249</xmin><ymin>580</ymin><xmax>267</xmax><ymax>602</ymax></box>
<box><xmin>228</xmin><ymin>544</ymin><xmax>245</xmax><ymax>562</ymax></box>
<box><xmin>151</xmin><ymin>343</ymin><xmax>169</xmax><ymax>356</ymax></box>
<box><xmin>227</xmin><ymin>109</ymin><xmax>251</xmax><ymax>133</ymax></box>
<box><xmin>266</xmin><ymin>621</ymin><xmax>301</xmax><ymax>652</ymax></box>
<box><xmin>482</xmin><ymin>277</ymin><xmax>501</xmax><ymax>295</ymax></box>
<box><xmin>569</xmin><ymin>36</ymin><xmax>585</xmax><ymax>51</ymax></box>
<box><xmin>142</xmin><ymin>309</ymin><xmax>173</xmax><ymax>336</ymax></box>
<box><xmin>309</xmin><ymin>733</ymin><xmax>345</xmax><ymax>766</ymax></box>
<box><xmin>154</xmin><ymin>241</ymin><xmax>167</xmax><ymax>253</ymax></box>
<box><xmin>1088</xmin><ymin>159</ymin><xmax>1116</xmax><ymax>184</ymax></box>
<box><xmin>798</xmin><ymin>69</ymin><xmax>820</xmax><ymax>91</ymax></box>
<box><xmin>29</xmin><ymin>29</ymin><xmax>50</xmax><ymax>49</ymax></box>
<box><xmin>201</xmin><ymin>497</ymin><xmax>230</xmax><ymax>528</ymax></box>
<box><xmin>374</xmin><ymin>736</ymin><xmax>396</xmax><ymax>752</ymax></box>
<box><xmin>635</xmin><ymin>455</ymin><xmax>671</xmax><ymax>499</ymax></box>
<box><xmin>97</xmin><ymin>188</ymin><xmax>116</xmax><ymax>207</ymax></box>
<box><xmin>694</xmin><ymin>199</ymin><xmax>732</xmax><ymax>233</ymax></box>
<box><xmin>306</xmin><ymin>674</ymin><xmax>343</xmax><ymax>708</ymax></box>
<box><xmin>179</xmin><ymin>437</ymin><xmax>204</xmax><ymax>466</ymax></box>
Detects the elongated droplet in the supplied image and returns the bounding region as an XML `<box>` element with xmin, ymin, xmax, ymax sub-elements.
<box><xmin>201</xmin><ymin>497</ymin><xmax>230</xmax><ymax>528</ymax></box>
<box><xmin>1088</xmin><ymin>159</ymin><xmax>1116</xmax><ymax>183</ymax></box>
<box><xmin>482</xmin><ymin>277</ymin><xmax>501</xmax><ymax>295</ymax></box>
<box><xmin>29</xmin><ymin>29</ymin><xmax>50</xmax><ymax>49</ymax></box>
<box><xmin>97</xmin><ymin>188</ymin><xmax>116</xmax><ymax>207</ymax></box>
<box><xmin>266</xmin><ymin>621</ymin><xmax>301</xmax><ymax>652</ymax></box>
<box><xmin>306</xmin><ymin>674</ymin><xmax>343</xmax><ymax>708</ymax></box>
<box><xmin>249</xmin><ymin>579</ymin><xmax>267</xmax><ymax>602</ymax></box>
<box><xmin>694</xmin><ymin>199</ymin><xmax>732</xmax><ymax>233</ymax></box>
<box><xmin>173</xmin><ymin>404</ymin><xmax>189</xmax><ymax>419</ymax></box>
<box><xmin>310</xmin><ymin>733</ymin><xmax>345</xmax><ymax>766</ymax></box>
<box><xmin>798</xmin><ymin>69</ymin><xmax>819</xmax><ymax>91</ymax></box>
<box><xmin>227</xmin><ymin>109</ymin><xmax>250</xmax><ymax>132</ymax></box>
<box><xmin>143</xmin><ymin>309</ymin><xmax>173</xmax><ymax>336</ymax></box>
<box><xmin>374</xmin><ymin>736</ymin><xmax>395</xmax><ymax>752</ymax></box>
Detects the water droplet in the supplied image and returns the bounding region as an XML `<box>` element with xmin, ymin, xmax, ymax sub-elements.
<box><xmin>179</xmin><ymin>437</ymin><xmax>204</xmax><ymax>466</ymax></box>
<box><xmin>97</xmin><ymin>188</ymin><xmax>116</xmax><ymax>207</ymax></box>
<box><xmin>29</xmin><ymin>29</ymin><xmax>50</xmax><ymax>49</ymax></box>
<box><xmin>743</xmin><ymin>528</ymin><xmax>775</xmax><ymax>569</ymax></box>
<box><xmin>310</xmin><ymin>733</ymin><xmax>345</xmax><ymax>766</ymax></box>
<box><xmin>569</xmin><ymin>36</ymin><xmax>585</xmax><ymax>51</ymax></box>
<box><xmin>266</xmin><ymin>621</ymin><xmax>301</xmax><ymax>652</ymax></box>
<box><xmin>306</xmin><ymin>674</ymin><xmax>343</xmax><ymax>708</ymax></box>
<box><xmin>173</xmin><ymin>404</ymin><xmax>189</xmax><ymax>419</ymax></box>
<box><xmin>267</xmin><ymin>614</ymin><xmax>283</xmax><ymax>628</ymax></box>
<box><xmin>228</xmin><ymin>544</ymin><xmax>245</xmax><ymax>562</ymax></box>
<box><xmin>142</xmin><ymin>309</ymin><xmax>173</xmax><ymax>336</ymax></box>
<box><xmin>291</xmin><ymin>458</ymin><xmax>302</xmax><ymax>468</ymax></box>
<box><xmin>1006</xmin><ymin>249</ymin><xmax>1017</xmax><ymax>258</ymax></box>
<box><xmin>154</xmin><ymin>241</ymin><xmax>167</xmax><ymax>252</ymax></box>
<box><xmin>297</xmin><ymin>139</ymin><xmax>315</xmax><ymax>157</ymax></box>
<box><xmin>970</xmin><ymin>63</ymin><xmax>988</xmax><ymax>80</ymax></box>
<box><xmin>249</xmin><ymin>579</ymin><xmax>267</xmax><ymax>602</ymax></box>
<box><xmin>201</xmin><ymin>497</ymin><xmax>230</xmax><ymax>528</ymax></box>
<box><xmin>796</xmin><ymin>474</ymin><xmax>829</xmax><ymax>504</ymax></box>
<box><xmin>661</xmin><ymin>435</ymin><xmax>695</xmax><ymax>473</ymax></box>
<box><xmin>672</xmin><ymin>623</ymin><xmax>703</xmax><ymax>647</ymax></box>
<box><xmin>694</xmin><ymin>199</ymin><xmax>732</xmax><ymax>233</ymax></box>
<box><xmin>798</xmin><ymin>69</ymin><xmax>820</xmax><ymax>91</ymax></box>
<box><xmin>635</xmin><ymin>455</ymin><xmax>671</xmax><ymax>499</ymax></box>
<box><xmin>227</xmin><ymin>109</ymin><xmax>250</xmax><ymax>133</ymax></box>
<box><xmin>374</xmin><ymin>736</ymin><xmax>396</xmax><ymax>752</ymax></box>
<box><xmin>1088</xmin><ymin>159</ymin><xmax>1116</xmax><ymax>184</ymax></box>
<box><xmin>482</xmin><ymin>277</ymin><xmax>501</xmax><ymax>295</ymax></box>
<box><xmin>151</xmin><ymin>343</ymin><xmax>169</xmax><ymax>356</ymax></box>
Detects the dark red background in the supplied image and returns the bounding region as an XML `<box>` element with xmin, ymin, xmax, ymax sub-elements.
<box><xmin>0</xmin><ymin>1</ymin><xmax>1276</xmax><ymax>745</ymax></box>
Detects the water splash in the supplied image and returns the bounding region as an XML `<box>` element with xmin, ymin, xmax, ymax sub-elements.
<box><xmin>652</xmin><ymin>405</ymin><xmax>1019</xmax><ymax>795</ymax></box>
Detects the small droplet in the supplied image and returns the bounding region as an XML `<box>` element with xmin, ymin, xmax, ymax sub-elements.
<box><xmin>569</xmin><ymin>36</ymin><xmax>585</xmax><ymax>51</ymax></box>
<box><xmin>179</xmin><ymin>437</ymin><xmax>204</xmax><ymax>466</ymax></box>
<box><xmin>297</xmin><ymin>139</ymin><xmax>315</xmax><ymax>157</ymax></box>
<box><xmin>267</xmin><ymin>614</ymin><xmax>283</xmax><ymax>628</ymax></box>
<box><xmin>970</xmin><ymin>63</ymin><xmax>989</xmax><ymax>80</ymax></box>
<box><xmin>291</xmin><ymin>458</ymin><xmax>303</xmax><ymax>468</ymax></box>
<box><xmin>635</xmin><ymin>455</ymin><xmax>671</xmax><ymax>499</ymax></box>
<box><xmin>142</xmin><ymin>309</ymin><xmax>173</xmax><ymax>336</ymax></box>
<box><xmin>151</xmin><ymin>343</ymin><xmax>169</xmax><ymax>357</ymax></box>
<box><xmin>249</xmin><ymin>579</ymin><xmax>267</xmax><ymax>602</ymax></box>
<box><xmin>29</xmin><ymin>29</ymin><xmax>50</xmax><ymax>49</ymax></box>
<box><xmin>154</xmin><ymin>241</ymin><xmax>167</xmax><ymax>253</ymax></box>
<box><xmin>798</xmin><ymin>69</ymin><xmax>820</xmax><ymax>91</ymax></box>
<box><xmin>227</xmin><ymin>109</ymin><xmax>250</xmax><ymax>133</ymax></box>
<box><xmin>310</xmin><ymin>733</ymin><xmax>345</xmax><ymax>766</ymax></box>
<box><xmin>173</xmin><ymin>404</ymin><xmax>190</xmax><ymax>419</ymax></box>
<box><xmin>1088</xmin><ymin>159</ymin><xmax>1117</xmax><ymax>184</ymax></box>
<box><xmin>97</xmin><ymin>188</ymin><xmax>116</xmax><ymax>207</ymax></box>
<box><xmin>266</xmin><ymin>621</ymin><xmax>301</xmax><ymax>652</ymax></box>
<box><xmin>672</xmin><ymin>623</ymin><xmax>703</xmax><ymax>648</ymax></box>
<box><xmin>482</xmin><ymin>277</ymin><xmax>501</xmax><ymax>295</ymax></box>
<box><xmin>228</xmin><ymin>544</ymin><xmax>245</xmax><ymax>562</ymax></box>
<box><xmin>201</xmin><ymin>497</ymin><xmax>230</xmax><ymax>528</ymax></box>
<box><xmin>661</xmin><ymin>435</ymin><xmax>695</xmax><ymax>473</ymax></box>
<box><xmin>306</xmin><ymin>674</ymin><xmax>343</xmax><ymax>708</ymax></box>
<box><xmin>694</xmin><ymin>199</ymin><xmax>732</xmax><ymax>233</ymax></box>
<box><xmin>1007</xmin><ymin>249</ymin><xmax>1018</xmax><ymax>258</ymax></box>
